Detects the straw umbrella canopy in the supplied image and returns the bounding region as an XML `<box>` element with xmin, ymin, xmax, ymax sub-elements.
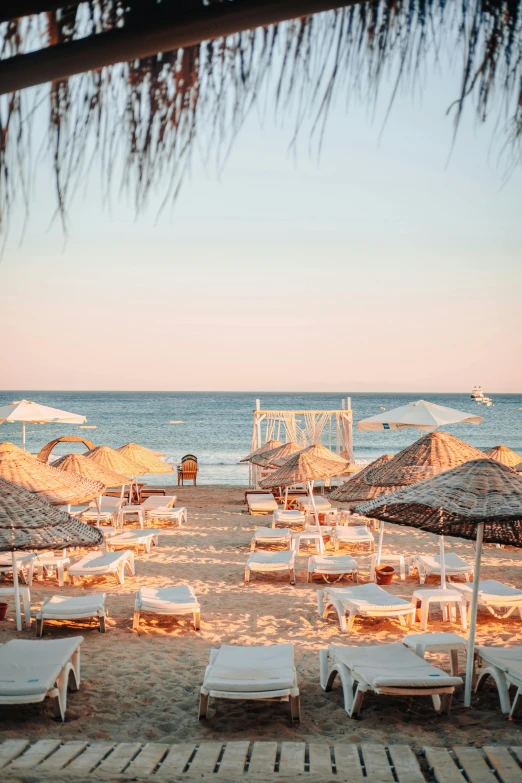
<box><xmin>53</xmin><ymin>453</ymin><xmax>129</xmax><ymax>488</ymax></box>
<box><xmin>357</xmin><ymin>400</ymin><xmax>483</xmax><ymax>435</ymax></box>
<box><xmin>240</xmin><ymin>440</ymin><xmax>283</xmax><ymax>463</ymax></box>
<box><xmin>356</xmin><ymin>458</ymin><xmax>522</xmax><ymax>706</ymax></box>
<box><xmin>84</xmin><ymin>446</ymin><xmax>145</xmax><ymax>477</ymax></box>
<box><xmin>119</xmin><ymin>442</ymin><xmax>166</xmax><ymax>458</ymax></box>
<box><xmin>483</xmin><ymin>445</ymin><xmax>522</xmax><ymax>467</ymax></box>
<box><xmin>0</xmin><ymin>399</ymin><xmax>86</xmax><ymax>449</ymax></box>
<box><xmin>0</xmin><ymin>441</ymin><xmax>24</xmax><ymax>455</ymax></box>
<box><xmin>0</xmin><ymin>475</ymin><xmax>103</xmax><ymax>629</ymax></box>
<box><xmin>260</xmin><ymin>444</ymin><xmax>349</xmax><ymax>526</ymax></box>
<box><xmin>250</xmin><ymin>441</ymin><xmax>302</xmax><ymax>468</ymax></box>
<box><xmin>0</xmin><ymin>451</ymin><xmax>104</xmax><ymax>506</ymax></box>
<box><xmin>116</xmin><ymin>443</ymin><xmax>174</xmax><ymax>474</ymax></box>
<box><xmin>329</xmin><ymin>454</ymin><xmax>395</xmax><ymax>503</ymax></box>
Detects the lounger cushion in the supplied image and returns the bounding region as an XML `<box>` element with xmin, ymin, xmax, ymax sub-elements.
<box><xmin>0</xmin><ymin>637</ymin><xmax>83</xmax><ymax>698</ymax></box>
<box><xmin>247</xmin><ymin>551</ymin><xmax>295</xmax><ymax>570</ymax></box>
<box><xmin>247</xmin><ymin>494</ymin><xmax>277</xmax><ymax>512</ymax></box>
<box><xmin>297</xmin><ymin>497</ymin><xmax>331</xmax><ymax>510</ymax></box>
<box><xmin>204</xmin><ymin>644</ymin><xmax>295</xmax><ymax>693</ymax></box>
<box><xmin>325</xmin><ymin>583</ymin><xmax>411</xmax><ymax>610</ymax></box>
<box><xmin>454</xmin><ymin>580</ymin><xmax>522</xmax><ymax>600</ymax></box>
<box><xmin>136</xmin><ymin>586</ymin><xmax>199</xmax><ymax>612</ymax></box>
<box><xmin>335</xmin><ymin>527</ymin><xmax>373</xmax><ymax>541</ymax></box>
<box><xmin>309</xmin><ymin>555</ymin><xmax>358</xmax><ymax>573</ymax></box>
<box><xmin>416</xmin><ymin>553</ymin><xmax>472</xmax><ymax>572</ymax></box>
<box><xmin>38</xmin><ymin>594</ymin><xmax>106</xmax><ymax>618</ymax></box>
<box><xmin>141</xmin><ymin>496</ymin><xmax>176</xmax><ymax>510</ymax></box>
<box><xmin>274</xmin><ymin>509</ymin><xmax>305</xmax><ymax>522</ymax></box>
<box><xmin>68</xmin><ymin>550</ymin><xmax>130</xmax><ymax>574</ymax></box>
<box><xmin>329</xmin><ymin>643</ymin><xmax>462</xmax><ymax>689</ymax></box>
<box><xmin>253</xmin><ymin>528</ymin><xmax>291</xmax><ymax>538</ymax></box>
<box><xmin>106</xmin><ymin>529</ymin><xmax>160</xmax><ymax>544</ymax></box>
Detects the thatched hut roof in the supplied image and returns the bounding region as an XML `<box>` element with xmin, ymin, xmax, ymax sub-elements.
<box><xmin>0</xmin><ymin>475</ymin><xmax>103</xmax><ymax>552</ymax></box>
<box><xmin>259</xmin><ymin>444</ymin><xmax>348</xmax><ymax>488</ymax></box>
<box><xmin>116</xmin><ymin>443</ymin><xmax>173</xmax><ymax>474</ymax></box>
<box><xmin>0</xmin><ymin>0</ymin><xmax>520</xmax><ymax>237</ymax></box>
<box><xmin>483</xmin><ymin>445</ymin><xmax>522</xmax><ymax>467</ymax></box>
<box><xmin>329</xmin><ymin>454</ymin><xmax>395</xmax><ymax>503</ymax></box>
<box><xmin>53</xmin><ymin>453</ymin><xmax>128</xmax><ymax>487</ymax></box>
<box><xmin>83</xmin><ymin>446</ymin><xmax>145</xmax><ymax>477</ymax></box>
<box><xmin>0</xmin><ymin>450</ymin><xmax>104</xmax><ymax>505</ymax></box>
<box><xmin>356</xmin><ymin>459</ymin><xmax>522</xmax><ymax>546</ymax></box>
<box><xmin>37</xmin><ymin>435</ymin><xmax>96</xmax><ymax>463</ymax></box>
<box><xmin>250</xmin><ymin>441</ymin><xmax>301</xmax><ymax>468</ymax></box>
<box><xmin>240</xmin><ymin>440</ymin><xmax>283</xmax><ymax>463</ymax></box>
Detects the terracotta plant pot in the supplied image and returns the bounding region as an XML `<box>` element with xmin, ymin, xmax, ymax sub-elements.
<box><xmin>375</xmin><ymin>564</ymin><xmax>395</xmax><ymax>586</ymax></box>
<box><xmin>0</xmin><ymin>603</ymin><xmax>8</xmax><ymax>621</ymax></box>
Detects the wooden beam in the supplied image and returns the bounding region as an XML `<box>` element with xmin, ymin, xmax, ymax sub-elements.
<box><xmin>0</xmin><ymin>0</ymin><xmax>356</xmax><ymax>95</ymax></box>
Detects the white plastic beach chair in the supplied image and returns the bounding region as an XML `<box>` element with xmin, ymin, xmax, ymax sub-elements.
<box><xmin>0</xmin><ymin>636</ymin><xmax>83</xmax><ymax>721</ymax></box>
<box><xmin>318</xmin><ymin>583</ymin><xmax>415</xmax><ymax>633</ymax></box>
<box><xmin>307</xmin><ymin>554</ymin><xmax>358</xmax><ymax>583</ymax></box>
<box><xmin>67</xmin><ymin>550</ymin><xmax>134</xmax><ymax>585</ymax></box>
<box><xmin>199</xmin><ymin>643</ymin><xmax>300</xmax><ymax>722</ymax></box>
<box><xmin>333</xmin><ymin>525</ymin><xmax>375</xmax><ymax>552</ymax></box>
<box><xmin>81</xmin><ymin>497</ymin><xmax>123</xmax><ymax>528</ymax></box>
<box><xmin>452</xmin><ymin>579</ymin><xmax>522</xmax><ymax>620</ymax></box>
<box><xmin>414</xmin><ymin>552</ymin><xmax>473</xmax><ymax>584</ymax></box>
<box><xmin>105</xmin><ymin>528</ymin><xmax>161</xmax><ymax>554</ymax></box>
<box><xmin>144</xmin><ymin>506</ymin><xmax>187</xmax><ymax>526</ymax></box>
<box><xmin>0</xmin><ymin>551</ymin><xmax>36</xmax><ymax>585</ymax></box>
<box><xmin>120</xmin><ymin>496</ymin><xmax>177</xmax><ymax>528</ymax></box>
<box><xmin>246</xmin><ymin>493</ymin><xmax>278</xmax><ymax>515</ymax></box>
<box><xmin>295</xmin><ymin>496</ymin><xmax>331</xmax><ymax>512</ymax></box>
<box><xmin>319</xmin><ymin>642</ymin><xmax>462</xmax><ymax>717</ymax></box>
<box><xmin>36</xmin><ymin>594</ymin><xmax>107</xmax><ymax>636</ymax></box>
<box><xmin>250</xmin><ymin>527</ymin><xmax>292</xmax><ymax>551</ymax></box>
<box><xmin>245</xmin><ymin>550</ymin><xmax>296</xmax><ymax>585</ymax></box>
<box><xmin>475</xmin><ymin>646</ymin><xmax>522</xmax><ymax>718</ymax></box>
<box><xmin>272</xmin><ymin>508</ymin><xmax>305</xmax><ymax>528</ymax></box>
<box><xmin>133</xmin><ymin>585</ymin><xmax>200</xmax><ymax>631</ymax></box>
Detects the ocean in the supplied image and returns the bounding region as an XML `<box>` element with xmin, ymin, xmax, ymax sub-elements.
<box><xmin>1</xmin><ymin>392</ymin><xmax>521</xmax><ymax>484</ymax></box>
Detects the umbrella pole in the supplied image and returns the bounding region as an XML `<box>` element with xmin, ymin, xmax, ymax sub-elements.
<box><xmin>308</xmin><ymin>481</ymin><xmax>320</xmax><ymax>529</ymax></box>
<box><xmin>464</xmin><ymin>522</ymin><xmax>484</xmax><ymax>707</ymax></box>
<box><xmin>376</xmin><ymin>520</ymin><xmax>385</xmax><ymax>571</ymax></box>
<box><xmin>284</xmin><ymin>486</ymin><xmax>289</xmax><ymax>510</ymax></box>
<box><xmin>95</xmin><ymin>495</ymin><xmax>101</xmax><ymax>527</ymax></box>
<box><xmin>22</xmin><ymin>422</ymin><xmax>26</xmax><ymax>451</ymax></box>
<box><xmin>439</xmin><ymin>535</ymin><xmax>446</xmax><ymax>589</ymax></box>
<box><xmin>12</xmin><ymin>551</ymin><xmax>22</xmax><ymax>631</ymax></box>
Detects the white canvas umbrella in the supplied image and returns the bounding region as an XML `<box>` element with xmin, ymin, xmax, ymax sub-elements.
<box><xmin>0</xmin><ymin>400</ymin><xmax>86</xmax><ymax>450</ymax></box>
<box><xmin>357</xmin><ymin>400</ymin><xmax>483</xmax><ymax>435</ymax></box>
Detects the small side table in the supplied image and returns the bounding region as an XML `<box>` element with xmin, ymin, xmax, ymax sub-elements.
<box><xmin>412</xmin><ymin>588</ymin><xmax>468</xmax><ymax>632</ymax></box>
<box><xmin>29</xmin><ymin>554</ymin><xmax>71</xmax><ymax>587</ymax></box>
<box><xmin>0</xmin><ymin>585</ymin><xmax>32</xmax><ymax>629</ymax></box>
<box><xmin>403</xmin><ymin>632</ymin><xmax>467</xmax><ymax>675</ymax></box>
<box><xmin>370</xmin><ymin>553</ymin><xmax>408</xmax><ymax>581</ymax></box>
<box><xmin>120</xmin><ymin>506</ymin><xmax>145</xmax><ymax>529</ymax></box>
<box><xmin>291</xmin><ymin>529</ymin><xmax>326</xmax><ymax>555</ymax></box>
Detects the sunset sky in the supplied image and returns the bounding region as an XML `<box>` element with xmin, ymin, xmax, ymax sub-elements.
<box><xmin>2</xmin><ymin>54</ymin><xmax>521</xmax><ymax>393</ymax></box>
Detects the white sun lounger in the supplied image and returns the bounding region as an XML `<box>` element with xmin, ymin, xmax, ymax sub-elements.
<box><xmin>105</xmin><ymin>528</ymin><xmax>161</xmax><ymax>553</ymax></box>
<box><xmin>272</xmin><ymin>508</ymin><xmax>305</xmax><ymax>528</ymax></box>
<box><xmin>144</xmin><ymin>506</ymin><xmax>187</xmax><ymax>526</ymax></box>
<box><xmin>295</xmin><ymin>496</ymin><xmax>331</xmax><ymax>512</ymax></box>
<box><xmin>120</xmin><ymin>496</ymin><xmax>177</xmax><ymax>528</ymax></box>
<box><xmin>0</xmin><ymin>636</ymin><xmax>83</xmax><ymax>721</ymax></box>
<box><xmin>318</xmin><ymin>583</ymin><xmax>415</xmax><ymax>632</ymax></box>
<box><xmin>320</xmin><ymin>642</ymin><xmax>462</xmax><ymax>717</ymax></box>
<box><xmin>246</xmin><ymin>493</ymin><xmax>278</xmax><ymax>515</ymax></box>
<box><xmin>67</xmin><ymin>550</ymin><xmax>135</xmax><ymax>585</ymax></box>
<box><xmin>251</xmin><ymin>527</ymin><xmax>292</xmax><ymax>551</ymax></box>
<box><xmin>133</xmin><ymin>585</ymin><xmax>200</xmax><ymax>631</ymax></box>
<box><xmin>475</xmin><ymin>646</ymin><xmax>522</xmax><ymax>718</ymax></box>
<box><xmin>36</xmin><ymin>594</ymin><xmax>107</xmax><ymax>636</ymax></box>
<box><xmin>333</xmin><ymin>525</ymin><xmax>375</xmax><ymax>552</ymax></box>
<box><xmin>307</xmin><ymin>554</ymin><xmax>358</xmax><ymax>583</ymax></box>
<box><xmin>199</xmin><ymin>643</ymin><xmax>300</xmax><ymax>722</ymax></box>
<box><xmin>245</xmin><ymin>550</ymin><xmax>296</xmax><ymax>585</ymax></box>
<box><xmin>452</xmin><ymin>579</ymin><xmax>522</xmax><ymax>620</ymax></box>
<box><xmin>415</xmin><ymin>553</ymin><xmax>473</xmax><ymax>584</ymax></box>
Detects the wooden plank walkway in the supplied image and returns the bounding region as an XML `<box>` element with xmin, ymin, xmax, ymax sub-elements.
<box><xmin>2</xmin><ymin>740</ymin><xmax>522</xmax><ymax>780</ymax></box>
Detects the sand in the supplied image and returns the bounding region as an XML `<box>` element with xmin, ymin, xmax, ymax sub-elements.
<box><xmin>1</xmin><ymin>484</ymin><xmax>522</xmax><ymax>750</ymax></box>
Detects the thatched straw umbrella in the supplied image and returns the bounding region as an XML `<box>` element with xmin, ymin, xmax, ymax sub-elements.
<box><xmin>483</xmin><ymin>445</ymin><xmax>522</xmax><ymax>467</ymax></box>
<box><xmin>53</xmin><ymin>453</ymin><xmax>129</xmax><ymax>488</ymax></box>
<box><xmin>329</xmin><ymin>454</ymin><xmax>395</xmax><ymax>503</ymax></box>
<box><xmin>250</xmin><ymin>441</ymin><xmax>301</xmax><ymax>468</ymax></box>
<box><xmin>240</xmin><ymin>440</ymin><xmax>283</xmax><ymax>463</ymax></box>
<box><xmin>84</xmin><ymin>446</ymin><xmax>146</xmax><ymax>504</ymax></box>
<box><xmin>0</xmin><ymin>475</ymin><xmax>103</xmax><ymax>629</ymax></box>
<box><xmin>260</xmin><ymin>444</ymin><xmax>349</xmax><ymax>526</ymax></box>
<box><xmin>0</xmin><ymin>441</ymin><xmax>24</xmax><ymax>455</ymax></box>
<box><xmin>356</xmin><ymin>459</ymin><xmax>522</xmax><ymax>706</ymax></box>
<box><xmin>116</xmin><ymin>443</ymin><xmax>174</xmax><ymax>474</ymax></box>
<box><xmin>0</xmin><ymin>451</ymin><xmax>104</xmax><ymax>506</ymax></box>
<box><xmin>119</xmin><ymin>442</ymin><xmax>166</xmax><ymax>458</ymax></box>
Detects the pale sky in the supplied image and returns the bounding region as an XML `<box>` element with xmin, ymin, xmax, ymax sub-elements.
<box><xmin>1</xmin><ymin>52</ymin><xmax>521</xmax><ymax>393</ymax></box>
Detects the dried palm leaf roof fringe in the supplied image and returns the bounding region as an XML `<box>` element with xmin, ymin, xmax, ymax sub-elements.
<box><xmin>0</xmin><ymin>0</ymin><xmax>520</xmax><ymax>235</ymax></box>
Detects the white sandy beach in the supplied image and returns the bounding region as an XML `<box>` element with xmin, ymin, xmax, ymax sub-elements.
<box><xmin>1</xmin><ymin>485</ymin><xmax>522</xmax><ymax>750</ymax></box>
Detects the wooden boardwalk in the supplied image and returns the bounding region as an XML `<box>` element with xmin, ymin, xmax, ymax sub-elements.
<box><xmin>1</xmin><ymin>740</ymin><xmax>522</xmax><ymax>780</ymax></box>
